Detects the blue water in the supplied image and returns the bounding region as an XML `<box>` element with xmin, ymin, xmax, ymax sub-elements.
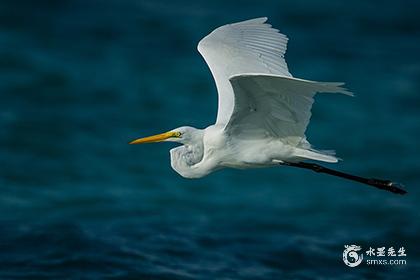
<box><xmin>1</xmin><ymin>0</ymin><xmax>419</xmax><ymax>279</ymax></box>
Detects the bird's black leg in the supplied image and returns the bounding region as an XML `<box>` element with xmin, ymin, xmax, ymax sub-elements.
<box><xmin>281</xmin><ymin>162</ymin><xmax>407</xmax><ymax>195</ymax></box>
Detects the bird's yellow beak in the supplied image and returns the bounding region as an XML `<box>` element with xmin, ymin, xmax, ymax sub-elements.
<box><xmin>129</xmin><ymin>131</ymin><xmax>180</xmax><ymax>144</ymax></box>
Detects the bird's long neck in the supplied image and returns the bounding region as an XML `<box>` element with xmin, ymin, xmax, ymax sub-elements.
<box><xmin>169</xmin><ymin>130</ymin><xmax>213</xmax><ymax>178</ymax></box>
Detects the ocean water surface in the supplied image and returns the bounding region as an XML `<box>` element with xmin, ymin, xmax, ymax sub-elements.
<box><xmin>0</xmin><ymin>0</ymin><xmax>419</xmax><ymax>279</ymax></box>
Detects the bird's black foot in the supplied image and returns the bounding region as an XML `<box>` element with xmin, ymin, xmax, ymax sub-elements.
<box><xmin>366</xmin><ymin>179</ymin><xmax>407</xmax><ymax>195</ymax></box>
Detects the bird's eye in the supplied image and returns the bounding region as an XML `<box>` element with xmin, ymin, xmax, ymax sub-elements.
<box><xmin>175</xmin><ymin>132</ymin><xmax>182</xmax><ymax>137</ymax></box>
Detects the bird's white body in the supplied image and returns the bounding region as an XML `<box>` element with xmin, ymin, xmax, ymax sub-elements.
<box><xmin>169</xmin><ymin>123</ymin><xmax>336</xmax><ymax>179</ymax></box>
<box><xmin>131</xmin><ymin>17</ymin><xmax>352</xmax><ymax>179</ymax></box>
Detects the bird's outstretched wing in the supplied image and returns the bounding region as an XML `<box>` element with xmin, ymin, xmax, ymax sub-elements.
<box><xmin>225</xmin><ymin>74</ymin><xmax>352</xmax><ymax>146</ymax></box>
<box><xmin>198</xmin><ymin>17</ymin><xmax>291</xmax><ymax>125</ymax></box>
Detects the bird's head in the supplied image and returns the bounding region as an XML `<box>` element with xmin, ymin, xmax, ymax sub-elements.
<box><xmin>129</xmin><ymin>126</ymin><xmax>201</xmax><ymax>145</ymax></box>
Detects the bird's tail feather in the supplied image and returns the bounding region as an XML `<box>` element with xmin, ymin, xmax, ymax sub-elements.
<box><xmin>293</xmin><ymin>148</ymin><xmax>339</xmax><ymax>163</ymax></box>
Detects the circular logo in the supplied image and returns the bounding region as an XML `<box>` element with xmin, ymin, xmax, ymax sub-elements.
<box><xmin>343</xmin><ymin>245</ymin><xmax>363</xmax><ymax>267</ymax></box>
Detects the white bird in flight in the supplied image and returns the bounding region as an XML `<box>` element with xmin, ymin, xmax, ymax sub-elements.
<box><xmin>130</xmin><ymin>18</ymin><xmax>405</xmax><ymax>195</ymax></box>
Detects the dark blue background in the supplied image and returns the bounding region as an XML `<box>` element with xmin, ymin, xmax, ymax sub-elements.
<box><xmin>0</xmin><ymin>0</ymin><xmax>419</xmax><ymax>279</ymax></box>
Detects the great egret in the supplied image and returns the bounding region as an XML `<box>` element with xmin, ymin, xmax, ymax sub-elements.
<box><xmin>130</xmin><ymin>18</ymin><xmax>406</xmax><ymax>195</ymax></box>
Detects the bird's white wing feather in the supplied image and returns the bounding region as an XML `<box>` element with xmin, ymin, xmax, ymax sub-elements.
<box><xmin>198</xmin><ymin>17</ymin><xmax>291</xmax><ymax>125</ymax></box>
<box><xmin>226</xmin><ymin>74</ymin><xmax>352</xmax><ymax>146</ymax></box>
